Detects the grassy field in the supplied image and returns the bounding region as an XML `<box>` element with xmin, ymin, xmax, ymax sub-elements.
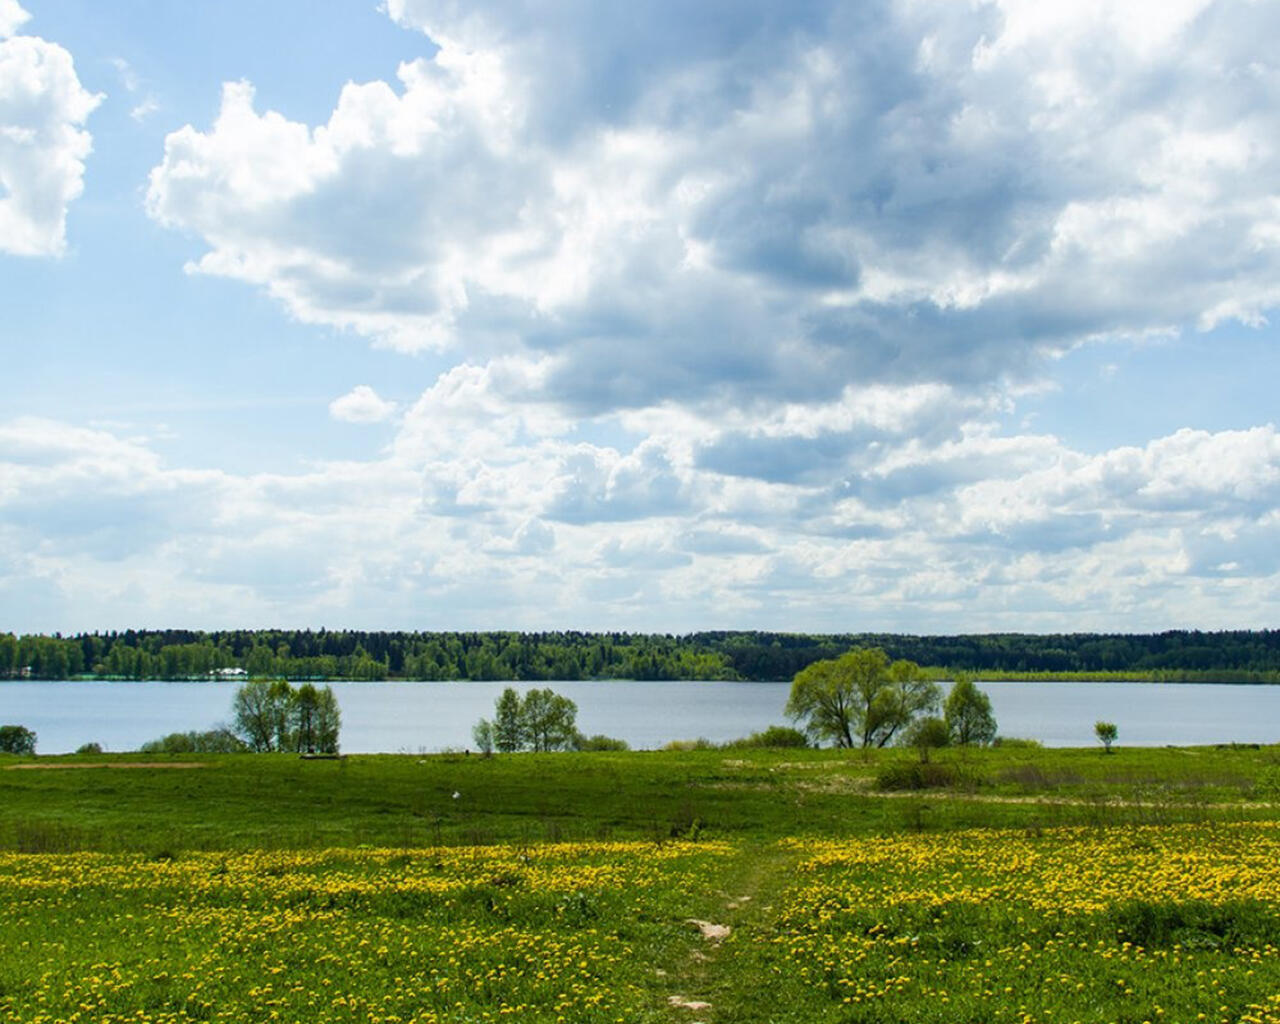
<box><xmin>4</xmin><ymin>744</ymin><xmax>1280</xmax><ymax>1022</ymax></box>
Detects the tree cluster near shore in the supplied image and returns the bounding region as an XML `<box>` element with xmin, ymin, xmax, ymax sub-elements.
<box><xmin>231</xmin><ymin>680</ymin><xmax>341</xmax><ymax>753</ymax></box>
<box><xmin>472</xmin><ymin>687</ymin><xmax>631</xmax><ymax>753</ymax></box>
<box><xmin>4</xmin><ymin>628</ymin><xmax>1280</xmax><ymax>682</ymax></box>
<box><xmin>785</xmin><ymin>650</ymin><xmax>998</xmax><ymax>751</ymax></box>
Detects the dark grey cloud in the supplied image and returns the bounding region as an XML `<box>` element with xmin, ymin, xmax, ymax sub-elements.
<box><xmin>697</xmin><ymin>429</ymin><xmax>882</xmax><ymax>485</ymax></box>
<box><xmin>388</xmin><ymin>0</ymin><xmax>839</xmax><ymax>139</ymax></box>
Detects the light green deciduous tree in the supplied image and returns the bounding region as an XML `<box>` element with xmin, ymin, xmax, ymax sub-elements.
<box><xmin>480</xmin><ymin>687</ymin><xmax>580</xmax><ymax>753</ymax></box>
<box><xmin>493</xmin><ymin>687</ymin><xmax>525</xmax><ymax>753</ymax></box>
<box><xmin>232</xmin><ymin>680</ymin><xmax>340</xmax><ymax>753</ymax></box>
<box><xmin>520</xmin><ymin>688</ymin><xmax>579</xmax><ymax>752</ymax></box>
<box><xmin>786</xmin><ymin>648</ymin><xmax>940</xmax><ymax>748</ymax></box>
<box><xmin>945</xmin><ymin>674</ymin><xmax>998</xmax><ymax>746</ymax></box>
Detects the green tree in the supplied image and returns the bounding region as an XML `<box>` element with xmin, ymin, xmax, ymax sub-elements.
<box><xmin>520</xmin><ymin>688</ymin><xmax>579</xmax><ymax>752</ymax></box>
<box><xmin>883</xmin><ymin>658</ymin><xmax>943</xmax><ymax>747</ymax></box>
<box><xmin>472</xmin><ymin>718</ymin><xmax>495</xmax><ymax>755</ymax></box>
<box><xmin>0</xmin><ymin>724</ymin><xmax>36</xmax><ymax>754</ymax></box>
<box><xmin>233</xmin><ymin>680</ymin><xmax>293</xmax><ymax>751</ymax></box>
<box><xmin>0</xmin><ymin>633</ymin><xmax>17</xmax><ymax>677</ymax></box>
<box><xmin>312</xmin><ymin>686</ymin><xmax>341</xmax><ymax>754</ymax></box>
<box><xmin>1095</xmin><ymin>720</ymin><xmax>1118</xmax><ymax>754</ymax></box>
<box><xmin>245</xmin><ymin>644</ymin><xmax>276</xmax><ymax>678</ymax></box>
<box><xmin>785</xmin><ymin>654</ymin><xmax>860</xmax><ymax>747</ymax></box>
<box><xmin>944</xmin><ymin>674</ymin><xmax>997</xmax><ymax>745</ymax></box>
<box><xmin>493</xmin><ymin>687</ymin><xmax>525</xmax><ymax>752</ymax></box>
<box><xmin>902</xmin><ymin>715</ymin><xmax>950</xmax><ymax>763</ymax></box>
<box><xmin>268</xmin><ymin>679</ymin><xmax>297</xmax><ymax>750</ymax></box>
<box><xmin>294</xmin><ymin>684</ymin><xmax>320</xmax><ymax>752</ymax></box>
<box><xmin>786</xmin><ymin>648</ymin><xmax>940</xmax><ymax>748</ymax></box>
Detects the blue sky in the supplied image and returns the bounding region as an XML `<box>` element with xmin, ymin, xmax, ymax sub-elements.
<box><xmin>3</xmin><ymin>0</ymin><xmax>1280</xmax><ymax>633</ymax></box>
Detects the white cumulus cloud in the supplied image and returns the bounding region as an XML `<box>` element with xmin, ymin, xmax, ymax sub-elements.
<box><xmin>0</xmin><ymin>0</ymin><xmax>29</xmax><ymax>38</ymax></box>
<box><xmin>4</xmin><ymin>412</ymin><xmax>1280</xmax><ymax>632</ymax></box>
<box><xmin>329</xmin><ymin>385</ymin><xmax>398</xmax><ymax>424</ymax></box>
<box><xmin>0</xmin><ymin>5</ymin><xmax>101</xmax><ymax>255</ymax></box>
<box><xmin>147</xmin><ymin>0</ymin><xmax>1280</xmax><ymax>415</ymax></box>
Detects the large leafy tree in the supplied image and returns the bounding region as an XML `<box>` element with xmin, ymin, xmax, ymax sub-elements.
<box><xmin>520</xmin><ymin>688</ymin><xmax>579</xmax><ymax>752</ymax></box>
<box><xmin>786</xmin><ymin>647</ymin><xmax>940</xmax><ymax>748</ymax></box>
<box><xmin>233</xmin><ymin>680</ymin><xmax>286</xmax><ymax>751</ymax></box>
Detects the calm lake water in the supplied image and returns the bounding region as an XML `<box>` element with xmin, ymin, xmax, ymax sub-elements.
<box><xmin>3</xmin><ymin>679</ymin><xmax>1280</xmax><ymax>754</ymax></box>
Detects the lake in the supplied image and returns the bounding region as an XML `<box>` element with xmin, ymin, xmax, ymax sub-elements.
<box><xmin>3</xmin><ymin>679</ymin><xmax>1280</xmax><ymax>754</ymax></box>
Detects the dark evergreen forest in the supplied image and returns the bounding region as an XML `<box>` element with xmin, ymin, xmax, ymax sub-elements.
<box><xmin>3</xmin><ymin>629</ymin><xmax>1280</xmax><ymax>681</ymax></box>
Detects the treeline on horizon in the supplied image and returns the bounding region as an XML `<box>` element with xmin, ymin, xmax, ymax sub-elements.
<box><xmin>4</xmin><ymin>628</ymin><xmax>1280</xmax><ymax>682</ymax></box>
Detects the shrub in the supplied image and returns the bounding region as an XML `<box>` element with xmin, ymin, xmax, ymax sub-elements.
<box><xmin>724</xmin><ymin>725</ymin><xmax>810</xmax><ymax>749</ymax></box>
<box><xmin>75</xmin><ymin>742</ymin><xmax>103</xmax><ymax>755</ymax></box>
<box><xmin>876</xmin><ymin>759</ymin><xmax>963</xmax><ymax>791</ymax></box>
<box><xmin>471</xmin><ymin>719</ymin><xmax>495</xmax><ymax>755</ymax></box>
<box><xmin>139</xmin><ymin>729</ymin><xmax>246</xmax><ymax>754</ymax></box>
<box><xmin>992</xmin><ymin>736</ymin><xmax>1043</xmax><ymax>749</ymax></box>
<box><xmin>0</xmin><ymin>724</ymin><xmax>36</xmax><ymax>755</ymax></box>
<box><xmin>574</xmin><ymin>733</ymin><xmax>630</xmax><ymax>752</ymax></box>
<box><xmin>663</xmin><ymin>738</ymin><xmax>714</xmax><ymax>751</ymax></box>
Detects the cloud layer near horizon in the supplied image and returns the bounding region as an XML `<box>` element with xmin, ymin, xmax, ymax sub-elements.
<box><xmin>3</xmin><ymin>406</ymin><xmax>1278</xmax><ymax>631</ymax></box>
<box><xmin>3</xmin><ymin>0</ymin><xmax>1280</xmax><ymax>631</ymax></box>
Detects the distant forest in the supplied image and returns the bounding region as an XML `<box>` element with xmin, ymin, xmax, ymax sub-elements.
<box><xmin>4</xmin><ymin>629</ymin><xmax>1280</xmax><ymax>682</ymax></box>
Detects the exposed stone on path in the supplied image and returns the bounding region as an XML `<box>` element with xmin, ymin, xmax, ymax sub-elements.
<box><xmin>668</xmin><ymin>995</ymin><xmax>712</xmax><ymax>1011</ymax></box>
<box><xmin>686</xmin><ymin>918</ymin><xmax>731</xmax><ymax>941</ymax></box>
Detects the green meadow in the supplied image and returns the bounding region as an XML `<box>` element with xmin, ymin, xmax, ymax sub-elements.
<box><xmin>5</xmin><ymin>744</ymin><xmax>1280</xmax><ymax>1022</ymax></box>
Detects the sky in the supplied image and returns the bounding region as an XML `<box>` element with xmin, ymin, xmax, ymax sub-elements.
<box><xmin>2</xmin><ymin>0</ymin><xmax>1280</xmax><ymax>635</ymax></box>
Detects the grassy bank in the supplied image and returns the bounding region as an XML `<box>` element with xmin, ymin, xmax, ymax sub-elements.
<box><xmin>5</xmin><ymin>745</ymin><xmax>1280</xmax><ymax>1023</ymax></box>
<box><xmin>4</xmin><ymin>744</ymin><xmax>1280</xmax><ymax>853</ymax></box>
